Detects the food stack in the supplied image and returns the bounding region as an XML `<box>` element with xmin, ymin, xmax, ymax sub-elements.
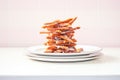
<box><xmin>40</xmin><ymin>17</ymin><xmax>83</xmax><ymax>53</ymax></box>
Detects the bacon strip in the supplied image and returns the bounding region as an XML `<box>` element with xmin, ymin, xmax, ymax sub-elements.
<box><xmin>40</xmin><ymin>17</ymin><xmax>83</xmax><ymax>53</ymax></box>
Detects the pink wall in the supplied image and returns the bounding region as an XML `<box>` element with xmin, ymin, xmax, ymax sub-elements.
<box><xmin>0</xmin><ymin>0</ymin><xmax>120</xmax><ymax>47</ymax></box>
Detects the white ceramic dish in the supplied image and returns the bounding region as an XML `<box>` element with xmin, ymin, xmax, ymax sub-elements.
<box><xmin>28</xmin><ymin>54</ymin><xmax>102</xmax><ymax>62</ymax></box>
<box><xmin>27</xmin><ymin>45</ymin><xmax>102</xmax><ymax>56</ymax></box>
<box><xmin>27</xmin><ymin>52</ymin><xmax>102</xmax><ymax>59</ymax></box>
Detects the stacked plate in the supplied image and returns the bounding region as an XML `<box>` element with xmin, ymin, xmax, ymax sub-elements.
<box><xmin>27</xmin><ymin>45</ymin><xmax>102</xmax><ymax>62</ymax></box>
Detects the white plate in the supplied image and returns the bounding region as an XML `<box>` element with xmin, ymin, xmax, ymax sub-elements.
<box><xmin>27</xmin><ymin>52</ymin><xmax>102</xmax><ymax>59</ymax></box>
<box><xmin>27</xmin><ymin>45</ymin><xmax>102</xmax><ymax>56</ymax></box>
<box><xmin>28</xmin><ymin>54</ymin><xmax>102</xmax><ymax>62</ymax></box>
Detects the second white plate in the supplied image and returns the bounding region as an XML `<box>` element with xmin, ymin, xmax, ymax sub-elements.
<box><xmin>28</xmin><ymin>54</ymin><xmax>102</xmax><ymax>62</ymax></box>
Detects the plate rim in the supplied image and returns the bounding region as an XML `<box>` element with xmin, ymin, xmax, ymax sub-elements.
<box><xmin>27</xmin><ymin>45</ymin><xmax>102</xmax><ymax>56</ymax></box>
<box><xmin>27</xmin><ymin>53</ymin><xmax>102</xmax><ymax>59</ymax></box>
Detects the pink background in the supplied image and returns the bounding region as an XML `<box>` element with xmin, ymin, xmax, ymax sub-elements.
<box><xmin>0</xmin><ymin>0</ymin><xmax>120</xmax><ymax>47</ymax></box>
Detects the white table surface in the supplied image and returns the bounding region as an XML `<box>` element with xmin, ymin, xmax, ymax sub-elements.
<box><xmin>0</xmin><ymin>47</ymin><xmax>120</xmax><ymax>76</ymax></box>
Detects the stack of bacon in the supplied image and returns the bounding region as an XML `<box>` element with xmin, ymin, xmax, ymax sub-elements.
<box><xmin>40</xmin><ymin>17</ymin><xmax>83</xmax><ymax>53</ymax></box>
